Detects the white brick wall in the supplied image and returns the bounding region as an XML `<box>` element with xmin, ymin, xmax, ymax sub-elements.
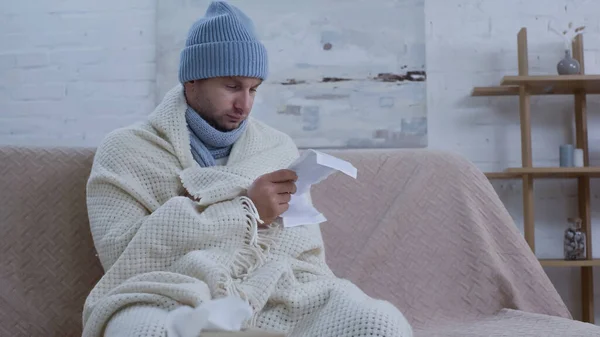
<box><xmin>426</xmin><ymin>0</ymin><xmax>600</xmax><ymax>321</ymax></box>
<box><xmin>0</xmin><ymin>0</ymin><xmax>156</xmax><ymax>146</ymax></box>
<box><xmin>2</xmin><ymin>0</ymin><xmax>600</xmax><ymax>324</ymax></box>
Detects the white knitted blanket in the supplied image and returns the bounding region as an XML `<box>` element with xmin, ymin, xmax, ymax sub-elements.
<box><xmin>82</xmin><ymin>85</ymin><xmax>412</xmax><ymax>337</ymax></box>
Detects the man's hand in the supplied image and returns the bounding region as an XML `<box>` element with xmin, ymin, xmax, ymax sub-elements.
<box><xmin>247</xmin><ymin>169</ymin><xmax>298</xmax><ymax>226</ymax></box>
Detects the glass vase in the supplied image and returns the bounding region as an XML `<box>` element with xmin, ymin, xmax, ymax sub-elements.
<box><xmin>564</xmin><ymin>217</ymin><xmax>586</xmax><ymax>260</ymax></box>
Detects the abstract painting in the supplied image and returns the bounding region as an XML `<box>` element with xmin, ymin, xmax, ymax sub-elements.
<box><xmin>156</xmin><ymin>0</ymin><xmax>427</xmax><ymax>148</ymax></box>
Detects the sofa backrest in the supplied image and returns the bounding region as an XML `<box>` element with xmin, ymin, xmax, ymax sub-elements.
<box><xmin>0</xmin><ymin>146</ymin><xmax>102</xmax><ymax>336</ymax></box>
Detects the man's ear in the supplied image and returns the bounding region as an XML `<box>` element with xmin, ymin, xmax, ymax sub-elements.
<box><xmin>183</xmin><ymin>81</ymin><xmax>195</xmax><ymax>94</ymax></box>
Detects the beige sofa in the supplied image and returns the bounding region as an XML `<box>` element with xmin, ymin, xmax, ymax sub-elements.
<box><xmin>2</xmin><ymin>145</ymin><xmax>599</xmax><ymax>336</ymax></box>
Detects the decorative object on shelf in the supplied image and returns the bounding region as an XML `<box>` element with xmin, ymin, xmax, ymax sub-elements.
<box><xmin>549</xmin><ymin>21</ymin><xmax>585</xmax><ymax>75</ymax></box>
<box><xmin>574</xmin><ymin>148</ymin><xmax>584</xmax><ymax>167</ymax></box>
<box><xmin>557</xmin><ymin>50</ymin><xmax>581</xmax><ymax>75</ymax></box>
<box><xmin>564</xmin><ymin>217</ymin><xmax>586</xmax><ymax>260</ymax></box>
<box><xmin>559</xmin><ymin>144</ymin><xmax>574</xmax><ymax>167</ymax></box>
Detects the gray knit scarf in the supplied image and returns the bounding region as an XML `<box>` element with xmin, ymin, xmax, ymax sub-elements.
<box><xmin>185</xmin><ymin>106</ymin><xmax>247</xmax><ymax>167</ymax></box>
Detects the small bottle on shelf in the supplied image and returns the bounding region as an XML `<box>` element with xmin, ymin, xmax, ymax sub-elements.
<box><xmin>564</xmin><ymin>217</ymin><xmax>586</xmax><ymax>260</ymax></box>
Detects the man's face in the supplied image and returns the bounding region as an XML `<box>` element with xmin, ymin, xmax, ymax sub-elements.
<box><xmin>184</xmin><ymin>76</ymin><xmax>262</xmax><ymax>132</ymax></box>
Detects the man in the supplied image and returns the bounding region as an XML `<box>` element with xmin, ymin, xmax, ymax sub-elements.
<box><xmin>81</xmin><ymin>1</ymin><xmax>412</xmax><ymax>336</ymax></box>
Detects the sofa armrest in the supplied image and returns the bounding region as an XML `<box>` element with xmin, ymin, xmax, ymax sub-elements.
<box><xmin>311</xmin><ymin>149</ymin><xmax>571</xmax><ymax>329</ymax></box>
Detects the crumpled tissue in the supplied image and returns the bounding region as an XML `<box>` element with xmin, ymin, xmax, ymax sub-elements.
<box><xmin>166</xmin><ymin>296</ymin><xmax>253</xmax><ymax>337</ymax></box>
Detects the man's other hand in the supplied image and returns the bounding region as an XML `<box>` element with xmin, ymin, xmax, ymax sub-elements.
<box><xmin>247</xmin><ymin>169</ymin><xmax>298</xmax><ymax>225</ymax></box>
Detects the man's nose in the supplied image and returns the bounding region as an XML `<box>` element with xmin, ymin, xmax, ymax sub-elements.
<box><xmin>234</xmin><ymin>92</ymin><xmax>252</xmax><ymax>113</ymax></box>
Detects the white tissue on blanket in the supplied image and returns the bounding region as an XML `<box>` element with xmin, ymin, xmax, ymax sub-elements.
<box><xmin>166</xmin><ymin>296</ymin><xmax>253</xmax><ymax>337</ymax></box>
<box><xmin>280</xmin><ymin>149</ymin><xmax>357</xmax><ymax>228</ymax></box>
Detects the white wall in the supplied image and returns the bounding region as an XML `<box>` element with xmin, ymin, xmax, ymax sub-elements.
<box><xmin>2</xmin><ymin>0</ymin><xmax>600</xmax><ymax>323</ymax></box>
<box><xmin>0</xmin><ymin>0</ymin><xmax>157</xmax><ymax>146</ymax></box>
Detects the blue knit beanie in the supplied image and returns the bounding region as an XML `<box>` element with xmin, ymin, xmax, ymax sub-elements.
<box><xmin>179</xmin><ymin>1</ymin><xmax>268</xmax><ymax>83</ymax></box>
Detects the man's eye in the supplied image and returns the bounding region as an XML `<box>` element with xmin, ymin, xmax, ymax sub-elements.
<box><xmin>226</xmin><ymin>85</ymin><xmax>238</xmax><ymax>89</ymax></box>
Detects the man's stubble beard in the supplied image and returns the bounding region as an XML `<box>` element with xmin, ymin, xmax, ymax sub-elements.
<box><xmin>194</xmin><ymin>106</ymin><xmax>228</xmax><ymax>132</ymax></box>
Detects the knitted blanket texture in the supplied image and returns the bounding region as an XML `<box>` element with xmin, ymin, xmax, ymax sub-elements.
<box><xmin>82</xmin><ymin>85</ymin><xmax>412</xmax><ymax>337</ymax></box>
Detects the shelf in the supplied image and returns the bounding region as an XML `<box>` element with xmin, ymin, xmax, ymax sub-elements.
<box><xmin>472</xmin><ymin>86</ymin><xmax>520</xmax><ymax>96</ymax></box>
<box><xmin>485</xmin><ymin>172</ymin><xmax>523</xmax><ymax>179</ymax></box>
<box><xmin>472</xmin><ymin>85</ymin><xmax>588</xmax><ymax>96</ymax></box>
<box><xmin>540</xmin><ymin>259</ymin><xmax>600</xmax><ymax>267</ymax></box>
<box><xmin>501</xmin><ymin>75</ymin><xmax>600</xmax><ymax>94</ymax></box>
<box><xmin>485</xmin><ymin>167</ymin><xmax>600</xmax><ymax>179</ymax></box>
<box><xmin>472</xmin><ymin>75</ymin><xmax>600</xmax><ymax>96</ymax></box>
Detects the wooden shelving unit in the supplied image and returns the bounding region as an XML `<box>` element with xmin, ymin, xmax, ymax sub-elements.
<box><xmin>471</xmin><ymin>27</ymin><xmax>597</xmax><ymax>324</ymax></box>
